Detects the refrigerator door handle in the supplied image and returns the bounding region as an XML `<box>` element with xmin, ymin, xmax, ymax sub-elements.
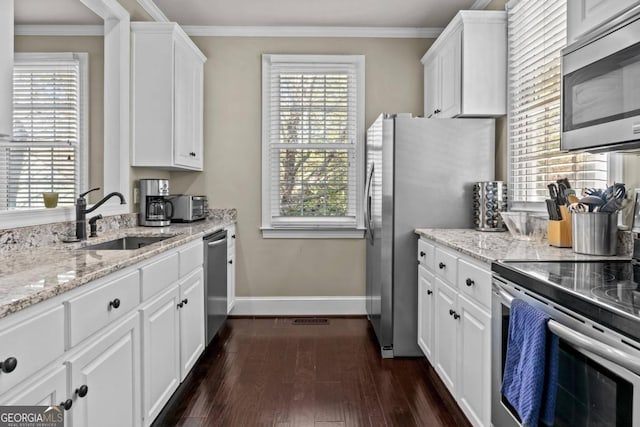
<box><xmin>364</xmin><ymin>164</ymin><xmax>374</xmax><ymax>240</ymax></box>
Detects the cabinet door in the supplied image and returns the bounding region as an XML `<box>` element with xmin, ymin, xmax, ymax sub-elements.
<box><xmin>567</xmin><ymin>0</ymin><xmax>638</xmax><ymax>43</ymax></box>
<box><xmin>434</xmin><ymin>277</ymin><xmax>457</xmax><ymax>395</ymax></box>
<box><xmin>67</xmin><ymin>313</ymin><xmax>141</xmax><ymax>427</ymax></box>
<box><xmin>439</xmin><ymin>29</ymin><xmax>462</xmax><ymax>118</ymax></box>
<box><xmin>457</xmin><ymin>295</ymin><xmax>491</xmax><ymax>427</ymax></box>
<box><xmin>174</xmin><ymin>38</ymin><xmax>203</xmax><ymax>170</ymax></box>
<box><xmin>227</xmin><ymin>225</ymin><xmax>236</xmax><ymax>314</ymax></box>
<box><xmin>0</xmin><ymin>364</ymin><xmax>69</xmax><ymax>412</ymax></box>
<box><xmin>140</xmin><ymin>285</ymin><xmax>180</xmax><ymax>426</ymax></box>
<box><xmin>424</xmin><ymin>56</ymin><xmax>439</xmax><ymax>118</ymax></box>
<box><xmin>179</xmin><ymin>268</ymin><xmax>205</xmax><ymax>381</ymax></box>
<box><xmin>417</xmin><ymin>267</ymin><xmax>435</xmax><ymax>364</ymax></box>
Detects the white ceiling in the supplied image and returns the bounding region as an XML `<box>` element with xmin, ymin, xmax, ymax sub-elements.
<box><xmin>14</xmin><ymin>0</ymin><xmax>102</xmax><ymax>25</ymax></box>
<box><xmin>15</xmin><ymin>0</ymin><xmax>485</xmax><ymax>28</ymax></box>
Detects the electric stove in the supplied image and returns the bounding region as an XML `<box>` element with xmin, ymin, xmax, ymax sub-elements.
<box><xmin>492</xmin><ymin>260</ymin><xmax>640</xmax><ymax>343</ymax></box>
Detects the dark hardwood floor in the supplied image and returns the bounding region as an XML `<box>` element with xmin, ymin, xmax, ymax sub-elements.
<box><xmin>155</xmin><ymin>317</ymin><xmax>471</xmax><ymax>427</ymax></box>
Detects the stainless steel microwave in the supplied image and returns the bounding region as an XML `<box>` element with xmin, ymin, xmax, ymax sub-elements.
<box><xmin>562</xmin><ymin>4</ymin><xmax>640</xmax><ymax>152</ymax></box>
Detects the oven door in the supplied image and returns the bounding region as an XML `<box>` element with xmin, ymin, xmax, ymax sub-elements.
<box><xmin>492</xmin><ymin>279</ymin><xmax>640</xmax><ymax>427</ymax></box>
<box><xmin>562</xmin><ymin>13</ymin><xmax>640</xmax><ymax>151</ymax></box>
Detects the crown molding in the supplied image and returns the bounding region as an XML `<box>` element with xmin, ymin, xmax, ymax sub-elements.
<box><xmin>183</xmin><ymin>25</ymin><xmax>443</xmax><ymax>38</ymax></box>
<box><xmin>15</xmin><ymin>25</ymin><xmax>104</xmax><ymax>36</ymax></box>
<box><xmin>470</xmin><ymin>0</ymin><xmax>492</xmax><ymax>9</ymax></box>
<box><xmin>136</xmin><ymin>0</ymin><xmax>169</xmax><ymax>22</ymax></box>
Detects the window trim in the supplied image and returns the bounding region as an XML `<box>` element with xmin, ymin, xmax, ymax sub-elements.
<box><xmin>260</xmin><ymin>54</ymin><xmax>365</xmax><ymax>239</ymax></box>
<box><xmin>0</xmin><ymin>0</ymin><xmax>130</xmax><ymax>228</ymax></box>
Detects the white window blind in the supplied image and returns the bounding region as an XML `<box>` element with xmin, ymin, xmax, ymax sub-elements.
<box><xmin>0</xmin><ymin>54</ymin><xmax>86</xmax><ymax>209</ymax></box>
<box><xmin>262</xmin><ymin>55</ymin><xmax>365</xmax><ymax>235</ymax></box>
<box><xmin>508</xmin><ymin>0</ymin><xmax>608</xmax><ymax>204</ymax></box>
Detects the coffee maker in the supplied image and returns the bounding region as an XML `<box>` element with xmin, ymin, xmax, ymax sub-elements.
<box><xmin>139</xmin><ymin>179</ymin><xmax>173</xmax><ymax>227</ymax></box>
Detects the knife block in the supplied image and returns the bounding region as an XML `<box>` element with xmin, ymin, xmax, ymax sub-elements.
<box><xmin>548</xmin><ymin>205</ymin><xmax>572</xmax><ymax>248</ymax></box>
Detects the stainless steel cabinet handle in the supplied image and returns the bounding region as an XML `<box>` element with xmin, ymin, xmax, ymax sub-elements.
<box><xmin>207</xmin><ymin>239</ymin><xmax>226</xmax><ymax>248</ymax></box>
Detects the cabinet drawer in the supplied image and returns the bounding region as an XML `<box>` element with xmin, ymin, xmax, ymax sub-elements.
<box><xmin>434</xmin><ymin>247</ymin><xmax>457</xmax><ymax>284</ymax></box>
<box><xmin>179</xmin><ymin>240</ymin><xmax>203</xmax><ymax>277</ymax></box>
<box><xmin>141</xmin><ymin>252</ymin><xmax>179</xmax><ymax>300</ymax></box>
<box><xmin>67</xmin><ymin>270</ymin><xmax>140</xmax><ymax>347</ymax></box>
<box><xmin>0</xmin><ymin>305</ymin><xmax>65</xmax><ymax>395</ymax></box>
<box><xmin>417</xmin><ymin>238</ymin><xmax>434</xmax><ymax>271</ymax></box>
<box><xmin>457</xmin><ymin>258</ymin><xmax>492</xmax><ymax>309</ymax></box>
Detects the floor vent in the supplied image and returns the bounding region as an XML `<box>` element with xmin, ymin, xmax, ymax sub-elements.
<box><xmin>292</xmin><ymin>318</ymin><xmax>330</xmax><ymax>325</ymax></box>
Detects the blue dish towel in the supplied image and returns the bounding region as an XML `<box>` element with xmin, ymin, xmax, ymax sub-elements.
<box><xmin>501</xmin><ymin>299</ymin><xmax>560</xmax><ymax>427</ymax></box>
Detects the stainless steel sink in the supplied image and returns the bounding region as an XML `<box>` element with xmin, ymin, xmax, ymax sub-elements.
<box><xmin>79</xmin><ymin>235</ymin><xmax>175</xmax><ymax>250</ymax></box>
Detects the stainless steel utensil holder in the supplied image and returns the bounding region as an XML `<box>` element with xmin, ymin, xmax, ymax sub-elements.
<box><xmin>473</xmin><ymin>181</ymin><xmax>508</xmax><ymax>231</ymax></box>
<box><xmin>572</xmin><ymin>212</ymin><xmax>618</xmax><ymax>255</ymax></box>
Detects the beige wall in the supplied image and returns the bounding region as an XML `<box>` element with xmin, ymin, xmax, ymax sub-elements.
<box><xmin>170</xmin><ymin>37</ymin><xmax>432</xmax><ymax>297</ymax></box>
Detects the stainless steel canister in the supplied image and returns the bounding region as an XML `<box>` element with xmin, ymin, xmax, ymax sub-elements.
<box><xmin>572</xmin><ymin>212</ymin><xmax>618</xmax><ymax>256</ymax></box>
<box><xmin>473</xmin><ymin>181</ymin><xmax>508</xmax><ymax>231</ymax></box>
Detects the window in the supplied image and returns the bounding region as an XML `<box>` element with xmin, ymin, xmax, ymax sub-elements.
<box><xmin>261</xmin><ymin>54</ymin><xmax>365</xmax><ymax>238</ymax></box>
<box><xmin>0</xmin><ymin>53</ymin><xmax>87</xmax><ymax>210</ymax></box>
<box><xmin>507</xmin><ymin>0</ymin><xmax>610</xmax><ymax>206</ymax></box>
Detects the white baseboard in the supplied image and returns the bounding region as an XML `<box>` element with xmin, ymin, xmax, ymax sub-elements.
<box><xmin>230</xmin><ymin>296</ymin><xmax>366</xmax><ymax>316</ymax></box>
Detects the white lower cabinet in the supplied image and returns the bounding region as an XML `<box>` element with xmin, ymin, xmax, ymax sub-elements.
<box><xmin>140</xmin><ymin>268</ymin><xmax>204</xmax><ymax>426</ymax></box>
<box><xmin>178</xmin><ymin>268</ymin><xmax>205</xmax><ymax>381</ymax></box>
<box><xmin>67</xmin><ymin>312</ymin><xmax>141</xmax><ymax>427</ymax></box>
<box><xmin>457</xmin><ymin>294</ymin><xmax>491</xmax><ymax>427</ymax></box>
<box><xmin>226</xmin><ymin>224</ymin><xmax>236</xmax><ymax>313</ymax></box>
<box><xmin>0</xmin><ymin>238</ymin><xmax>211</xmax><ymax>427</ymax></box>
<box><xmin>434</xmin><ymin>277</ymin><xmax>458</xmax><ymax>394</ymax></box>
<box><xmin>1</xmin><ymin>364</ymin><xmax>68</xmax><ymax>408</ymax></box>
<box><xmin>417</xmin><ymin>237</ymin><xmax>491</xmax><ymax>427</ymax></box>
<box><xmin>417</xmin><ymin>266</ymin><xmax>435</xmax><ymax>364</ymax></box>
<box><xmin>140</xmin><ymin>285</ymin><xmax>181</xmax><ymax>426</ymax></box>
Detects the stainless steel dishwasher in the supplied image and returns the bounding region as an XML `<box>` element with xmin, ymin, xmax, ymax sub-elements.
<box><xmin>203</xmin><ymin>230</ymin><xmax>228</xmax><ymax>345</ymax></box>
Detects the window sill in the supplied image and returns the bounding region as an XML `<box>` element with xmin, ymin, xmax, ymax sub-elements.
<box><xmin>261</xmin><ymin>227</ymin><xmax>365</xmax><ymax>239</ymax></box>
<box><xmin>0</xmin><ymin>202</ymin><xmax>129</xmax><ymax>229</ymax></box>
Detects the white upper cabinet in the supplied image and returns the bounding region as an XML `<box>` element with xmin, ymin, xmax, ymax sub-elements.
<box><xmin>567</xmin><ymin>0</ymin><xmax>639</xmax><ymax>43</ymax></box>
<box><xmin>0</xmin><ymin>0</ymin><xmax>13</xmax><ymax>140</ymax></box>
<box><xmin>421</xmin><ymin>11</ymin><xmax>506</xmax><ymax>118</ymax></box>
<box><xmin>131</xmin><ymin>22</ymin><xmax>206</xmax><ymax>171</ymax></box>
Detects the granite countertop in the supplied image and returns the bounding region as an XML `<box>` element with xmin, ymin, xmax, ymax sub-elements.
<box><xmin>0</xmin><ymin>215</ymin><xmax>235</xmax><ymax>319</ymax></box>
<box><xmin>415</xmin><ymin>228</ymin><xmax>631</xmax><ymax>264</ymax></box>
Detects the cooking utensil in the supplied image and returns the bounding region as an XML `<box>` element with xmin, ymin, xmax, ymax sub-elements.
<box><xmin>567</xmin><ymin>194</ymin><xmax>580</xmax><ymax>204</ymax></box>
<box><xmin>548</xmin><ymin>183</ymin><xmax>559</xmax><ymax>201</ymax></box>
<box><xmin>557</xmin><ymin>178</ymin><xmax>571</xmax><ymax>189</ymax></box>
<box><xmin>579</xmin><ymin>195</ymin><xmax>606</xmax><ymax>212</ymax></box>
<box><xmin>557</xmin><ymin>182</ymin><xmax>568</xmax><ymax>205</ymax></box>
<box><xmin>568</xmin><ymin>202</ymin><xmax>587</xmax><ymax>213</ymax></box>
<box><xmin>584</xmin><ymin>188</ymin><xmax>603</xmax><ymax>198</ymax></box>
<box><xmin>600</xmin><ymin>197</ymin><xmax>622</xmax><ymax>213</ymax></box>
<box><xmin>546</xmin><ymin>199</ymin><xmax>561</xmax><ymax>220</ymax></box>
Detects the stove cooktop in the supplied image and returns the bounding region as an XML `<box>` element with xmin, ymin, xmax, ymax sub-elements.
<box><xmin>492</xmin><ymin>260</ymin><xmax>640</xmax><ymax>342</ymax></box>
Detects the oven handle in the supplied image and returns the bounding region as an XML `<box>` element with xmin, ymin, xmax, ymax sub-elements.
<box><xmin>547</xmin><ymin>322</ymin><xmax>640</xmax><ymax>375</ymax></box>
<box><xmin>495</xmin><ymin>281</ymin><xmax>640</xmax><ymax>376</ymax></box>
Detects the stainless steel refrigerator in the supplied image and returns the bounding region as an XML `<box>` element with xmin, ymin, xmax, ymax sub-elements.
<box><xmin>365</xmin><ymin>114</ymin><xmax>495</xmax><ymax>357</ymax></box>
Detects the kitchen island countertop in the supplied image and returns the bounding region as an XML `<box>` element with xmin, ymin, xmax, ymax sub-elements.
<box><xmin>415</xmin><ymin>228</ymin><xmax>631</xmax><ymax>264</ymax></box>
<box><xmin>0</xmin><ymin>211</ymin><xmax>235</xmax><ymax>319</ymax></box>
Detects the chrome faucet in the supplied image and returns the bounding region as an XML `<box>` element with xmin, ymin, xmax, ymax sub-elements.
<box><xmin>75</xmin><ymin>187</ymin><xmax>126</xmax><ymax>240</ymax></box>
